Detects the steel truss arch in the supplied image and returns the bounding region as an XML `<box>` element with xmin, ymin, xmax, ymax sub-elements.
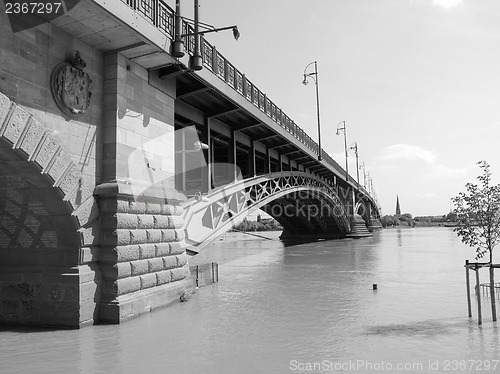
<box><xmin>182</xmin><ymin>171</ymin><xmax>351</xmax><ymax>252</ymax></box>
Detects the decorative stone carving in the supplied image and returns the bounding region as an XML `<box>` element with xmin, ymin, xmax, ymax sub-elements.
<box><xmin>51</xmin><ymin>51</ymin><xmax>93</xmax><ymax>117</ymax></box>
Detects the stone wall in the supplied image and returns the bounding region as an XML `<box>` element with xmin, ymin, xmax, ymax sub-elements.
<box><xmin>0</xmin><ymin>6</ymin><xmax>103</xmax><ymax>327</ymax></box>
<box><xmin>0</xmin><ymin>6</ymin><xmax>190</xmax><ymax>327</ymax></box>
<box><xmin>0</xmin><ymin>91</ymin><xmax>99</xmax><ymax>327</ymax></box>
<box><xmin>97</xmin><ymin>196</ymin><xmax>189</xmax><ymax>322</ymax></box>
<box><xmin>0</xmin><ymin>5</ymin><xmax>103</xmax><ymax>191</ymax></box>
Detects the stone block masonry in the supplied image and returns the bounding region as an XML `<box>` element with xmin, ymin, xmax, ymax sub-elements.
<box><xmin>96</xmin><ymin>193</ymin><xmax>191</xmax><ymax>322</ymax></box>
<box><xmin>95</xmin><ymin>52</ymin><xmax>191</xmax><ymax>323</ymax></box>
<box><xmin>0</xmin><ymin>91</ymin><xmax>99</xmax><ymax>328</ymax></box>
<box><xmin>0</xmin><ymin>4</ymin><xmax>191</xmax><ymax>327</ymax></box>
<box><xmin>0</xmin><ymin>1</ymin><xmax>104</xmax><ymax>327</ymax></box>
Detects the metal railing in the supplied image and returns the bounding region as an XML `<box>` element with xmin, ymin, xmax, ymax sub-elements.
<box><xmin>118</xmin><ymin>0</ymin><xmax>378</xmax><ymax>205</ymax></box>
<box><xmin>122</xmin><ymin>0</ymin><xmax>175</xmax><ymax>36</ymax></box>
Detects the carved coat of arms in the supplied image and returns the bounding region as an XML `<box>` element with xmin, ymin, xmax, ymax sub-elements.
<box><xmin>51</xmin><ymin>51</ymin><xmax>92</xmax><ymax>117</ymax></box>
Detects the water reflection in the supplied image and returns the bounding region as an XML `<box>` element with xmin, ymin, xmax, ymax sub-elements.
<box><xmin>364</xmin><ymin>319</ymin><xmax>462</xmax><ymax>337</ymax></box>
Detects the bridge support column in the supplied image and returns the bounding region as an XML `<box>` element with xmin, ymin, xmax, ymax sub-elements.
<box><xmin>230</xmin><ymin>130</ymin><xmax>238</xmax><ymax>182</ymax></box>
<box><xmin>365</xmin><ymin>203</ymin><xmax>371</xmax><ymax>225</ymax></box>
<box><xmin>349</xmin><ymin>195</ymin><xmax>372</xmax><ymax>238</ymax></box>
<box><xmin>206</xmin><ymin>116</ymin><xmax>212</xmax><ymax>192</ymax></box>
<box><xmin>250</xmin><ymin>140</ymin><xmax>256</xmax><ymax>177</ymax></box>
<box><xmin>94</xmin><ymin>187</ymin><xmax>190</xmax><ymax>323</ymax></box>
<box><xmin>95</xmin><ymin>53</ymin><xmax>191</xmax><ymax>323</ymax></box>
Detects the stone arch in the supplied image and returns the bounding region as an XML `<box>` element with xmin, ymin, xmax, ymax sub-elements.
<box><xmin>0</xmin><ymin>140</ymin><xmax>80</xmax><ymax>264</ymax></box>
<box><xmin>355</xmin><ymin>200</ymin><xmax>370</xmax><ymax>223</ymax></box>
<box><xmin>261</xmin><ymin>188</ymin><xmax>350</xmax><ymax>241</ymax></box>
<box><xmin>0</xmin><ymin>92</ymin><xmax>98</xmax><ymax>327</ymax></box>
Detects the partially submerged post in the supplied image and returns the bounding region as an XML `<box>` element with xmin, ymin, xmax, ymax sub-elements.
<box><xmin>475</xmin><ymin>263</ymin><xmax>482</xmax><ymax>325</ymax></box>
<box><xmin>465</xmin><ymin>260</ymin><xmax>472</xmax><ymax>318</ymax></box>
<box><xmin>464</xmin><ymin>261</ymin><xmax>497</xmax><ymax>325</ymax></box>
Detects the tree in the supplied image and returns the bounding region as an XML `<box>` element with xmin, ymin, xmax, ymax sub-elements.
<box><xmin>452</xmin><ymin>161</ymin><xmax>500</xmax><ymax>321</ymax></box>
<box><xmin>445</xmin><ymin>212</ymin><xmax>458</xmax><ymax>222</ymax></box>
<box><xmin>380</xmin><ymin>215</ymin><xmax>400</xmax><ymax>228</ymax></box>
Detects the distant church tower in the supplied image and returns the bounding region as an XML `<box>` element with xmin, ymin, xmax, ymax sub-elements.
<box><xmin>396</xmin><ymin>195</ymin><xmax>401</xmax><ymax>215</ymax></box>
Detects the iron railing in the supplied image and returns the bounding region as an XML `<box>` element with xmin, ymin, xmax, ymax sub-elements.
<box><xmin>122</xmin><ymin>0</ymin><xmax>175</xmax><ymax>36</ymax></box>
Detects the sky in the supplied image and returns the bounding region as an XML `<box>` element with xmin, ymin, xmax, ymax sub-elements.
<box><xmin>177</xmin><ymin>0</ymin><xmax>500</xmax><ymax>216</ymax></box>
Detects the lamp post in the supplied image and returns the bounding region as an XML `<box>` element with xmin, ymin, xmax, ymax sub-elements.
<box><xmin>360</xmin><ymin>161</ymin><xmax>367</xmax><ymax>190</ymax></box>
<box><xmin>336</xmin><ymin>121</ymin><xmax>348</xmax><ymax>181</ymax></box>
<box><xmin>350</xmin><ymin>142</ymin><xmax>360</xmax><ymax>188</ymax></box>
<box><xmin>302</xmin><ymin>61</ymin><xmax>322</xmax><ymax>161</ymax></box>
<box><xmin>172</xmin><ymin>0</ymin><xmax>240</xmax><ymax>70</ymax></box>
<box><xmin>366</xmin><ymin>173</ymin><xmax>372</xmax><ymax>195</ymax></box>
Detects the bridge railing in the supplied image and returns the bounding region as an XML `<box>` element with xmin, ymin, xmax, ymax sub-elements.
<box><xmin>121</xmin><ymin>0</ymin><xmax>175</xmax><ymax>36</ymax></box>
<box><xmin>118</xmin><ymin>0</ymin><xmax>377</xmax><ymax>202</ymax></box>
<box><xmin>190</xmin><ymin>26</ymin><xmax>320</xmax><ymax>155</ymax></box>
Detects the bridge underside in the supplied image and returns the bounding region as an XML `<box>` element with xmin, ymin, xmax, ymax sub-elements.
<box><xmin>262</xmin><ymin>193</ymin><xmax>346</xmax><ymax>241</ymax></box>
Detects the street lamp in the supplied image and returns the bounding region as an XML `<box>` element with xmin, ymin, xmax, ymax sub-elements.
<box><xmin>360</xmin><ymin>161</ymin><xmax>367</xmax><ymax>189</ymax></box>
<box><xmin>302</xmin><ymin>61</ymin><xmax>322</xmax><ymax>161</ymax></box>
<box><xmin>366</xmin><ymin>172</ymin><xmax>372</xmax><ymax>195</ymax></box>
<box><xmin>171</xmin><ymin>0</ymin><xmax>240</xmax><ymax>70</ymax></box>
<box><xmin>350</xmin><ymin>142</ymin><xmax>360</xmax><ymax>188</ymax></box>
<box><xmin>194</xmin><ymin>141</ymin><xmax>209</xmax><ymax>151</ymax></box>
<box><xmin>336</xmin><ymin>121</ymin><xmax>348</xmax><ymax>181</ymax></box>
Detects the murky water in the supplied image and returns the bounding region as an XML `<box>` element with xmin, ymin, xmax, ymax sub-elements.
<box><xmin>2</xmin><ymin>228</ymin><xmax>500</xmax><ymax>374</ymax></box>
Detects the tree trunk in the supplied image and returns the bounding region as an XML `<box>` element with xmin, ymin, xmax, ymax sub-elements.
<box><xmin>490</xmin><ymin>265</ymin><xmax>497</xmax><ymax>321</ymax></box>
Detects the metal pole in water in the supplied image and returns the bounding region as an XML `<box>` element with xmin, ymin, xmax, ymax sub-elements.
<box><xmin>466</xmin><ymin>260</ymin><xmax>472</xmax><ymax>318</ymax></box>
<box><xmin>196</xmin><ymin>265</ymin><xmax>199</xmax><ymax>288</ymax></box>
<box><xmin>475</xmin><ymin>264</ymin><xmax>482</xmax><ymax>325</ymax></box>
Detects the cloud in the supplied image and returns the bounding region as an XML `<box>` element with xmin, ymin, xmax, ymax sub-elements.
<box><xmin>379</xmin><ymin>144</ymin><xmax>437</xmax><ymax>164</ymax></box>
<box><xmin>432</xmin><ymin>0</ymin><xmax>463</xmax><ymax>10</ymax></box>
<box><xmin>377</xmin><ymin>144</ymin><xmax>467</xmax><ymax>180</ymax></box>
<box><xmin>428</xmin><ymin>164</ymin><xmax>468</xmax><ymax>178</ymax></box>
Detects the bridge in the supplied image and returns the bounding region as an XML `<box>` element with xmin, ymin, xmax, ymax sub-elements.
<box><xmin>0</xmin><ymin>0</ymin><xmax>380</xmax><ymax>328</ymax></box>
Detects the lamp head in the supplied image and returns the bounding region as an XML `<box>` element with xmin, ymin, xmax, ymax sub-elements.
<box><xmin>194</xmin><ymin>141</ymin><xmax>209</xmax><ymax>151</ymax></box>
<box><xmin>171</xmin><ymin>39</ymin><xmax>185</xmax><ymax>58</ymax></box>
<box><xmin>195</xmin><ymin>192</ymin><xmax>210</xmax><ymax>203</ymax></box>
<box><xmin>189</xmin><ymin>54</ymin><xmax>203</xmax><ymax>71</ymax></box>
<box><xmin>302</xmin><ymin>75</ymin><xmax>309</xmax><ymax>85</ymax></box>
<box><xmin>232</xmin><ymin>26</ymin><xmax>240</xmax><ymax>40</ymax></box>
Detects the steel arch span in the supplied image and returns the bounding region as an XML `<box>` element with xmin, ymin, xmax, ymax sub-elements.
<box><xmin>182</xmin><ymin>171</ymin><xmax>357</xmax><ymax>252</ymax></box>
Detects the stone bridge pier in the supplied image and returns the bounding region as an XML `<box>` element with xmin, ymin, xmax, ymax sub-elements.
<box><xmin>93</xmin><ymin>53</ymin><xmax>190</xmax><ymax>324</ymax></box>
<box><xmin>0</xmin><ymin>6</ymin><xmax>191</xmax><ymax>327</ymax></box>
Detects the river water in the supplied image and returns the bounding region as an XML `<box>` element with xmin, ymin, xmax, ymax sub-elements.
<box><xmin>1</xmin><ymin>228</ymin><xmax>500</xmax><ymax>374</ymax></box>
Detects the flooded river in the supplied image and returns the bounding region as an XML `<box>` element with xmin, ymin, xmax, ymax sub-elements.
<box><xmin>1</xmin><ymin>228</ymin><xmax>499</xmax><ymax>373</ymax></box>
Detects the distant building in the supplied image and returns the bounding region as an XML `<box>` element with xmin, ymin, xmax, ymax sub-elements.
<box><xmin>396</xmin><ymin>195</ymin><xmax>401</xmax><ymax>215</ymax></box>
